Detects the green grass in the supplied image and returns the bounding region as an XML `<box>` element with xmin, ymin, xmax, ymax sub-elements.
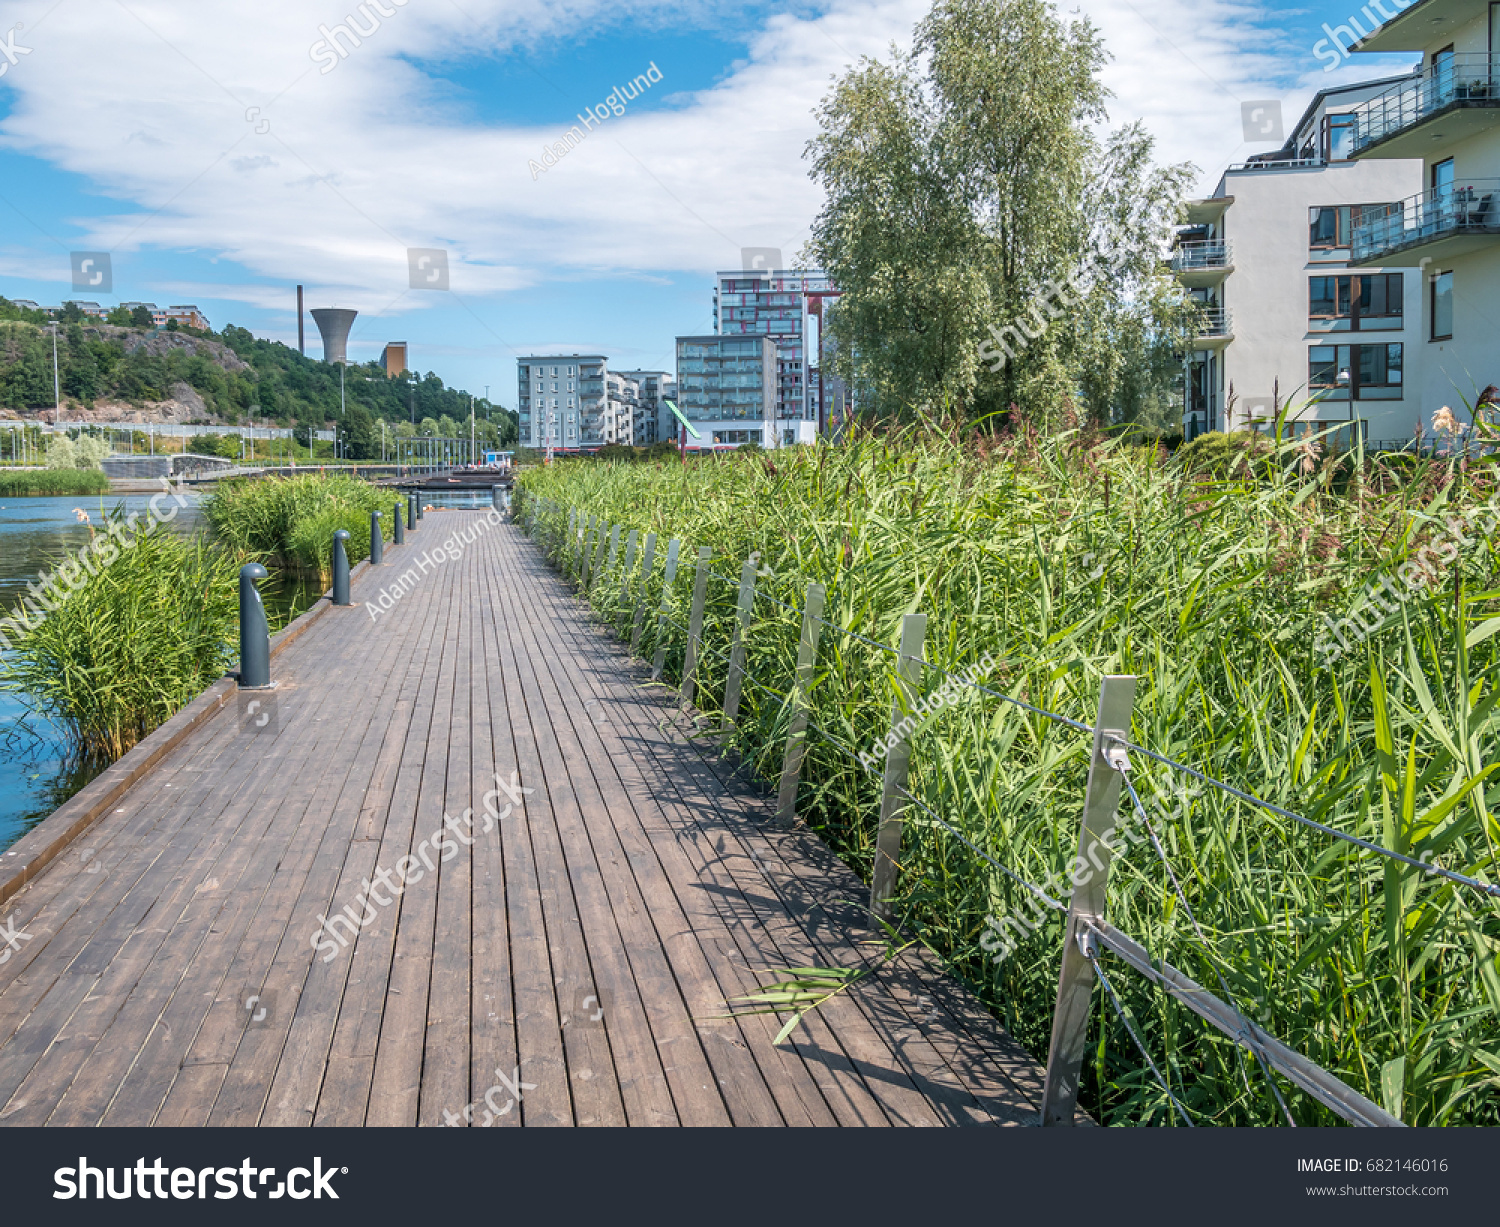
<box><xmin>0</xmin><ymin>516</ymin><xmax>242</xmax><ymax>759</ymax></box>
<box><xmin>0</xmin><ymin>469</ymin><xmax>111</xmax><ymax>497</ymax></box>
<box><xmin>202</xmin><ymin>473</ymin><xmax>396</xmax><ymax>582</ymax></box>
<box><xmin>517</xmin><ymin>427</ymin><xmax>1500</xmax><ymax>1127</ymax></box>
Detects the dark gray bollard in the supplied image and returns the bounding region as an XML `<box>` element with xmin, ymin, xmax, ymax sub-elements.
<box><xmin>407</xmin><ymin>493</ymin><xmax>416</xmax><ymax>531</ymax></box>
<box><xmin>370</xmin><ymin>509</ymin><xmax>384</xmax><ymax>565</ymax></box>
<box><xmin>238</xmin><ymin>562</ymin><xmax>271</xmax><ymax>689</ymax></box>
<box><xmin>416</xmin><ymin>497</ymin><xmax>425</xmax><ymax>521</ymax></box>
<box><xmin>492</xmin><ymin>485</ymin><xmax>503</xmax><ymax>512</ymax></box>
<box><xmin>394</xmin><ymin>500</ymin><xmax>405</xmax><ymax>545</ymax></box>
<box><xmin>332</xmin><ymin>529</ymin><xmax>352</xmax><ymax>606</ymax></box>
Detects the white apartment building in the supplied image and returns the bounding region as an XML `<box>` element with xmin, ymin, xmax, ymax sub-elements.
<box><xmin>604</xmin><ymin>372</ymin><xmax>637</xmax><ymax>445</ymax></box>
<box><xmin>615</xmin><ymin>369</ymin><xmax>675</xmax><ymax>445</ymax></box>
<box><xmin>1179</xmin><ymin>78</ymin><xmax>1425</xmax><ymax>445</ymax></box>
<box><xmin>1348</xmin><ymin>1</ymin><xmax>1500</xmax><ymax>422</ymax></box>
<box><xmin>516</xmin><ymin>354</ymin><xmax>609</xmax><ymax>452</ymax></box>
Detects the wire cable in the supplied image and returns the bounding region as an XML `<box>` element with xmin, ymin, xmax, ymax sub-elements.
<box><xmin>1107</xmin><ymin>734</ymin><xmax>1500</xmax><ymax>901</ymax></box>
<box><xmin>1119</xmin><ymin>772</ymin><xmax>1296</xmax><ymax>1127</ymax></box>
<box><xmin>1087</xmin><ymin>951</ymin><xmax>1196</xmax><ymax>1127</ymax></box>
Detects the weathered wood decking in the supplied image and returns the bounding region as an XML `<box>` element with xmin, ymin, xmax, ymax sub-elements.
<box><xmin>0</xmin><ymin>512</ymin><xmax>1048</xmax><ymax>1126</ymax></box>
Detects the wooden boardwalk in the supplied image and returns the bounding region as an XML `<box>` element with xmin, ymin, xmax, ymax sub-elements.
<box><xmin>0</xmin><ymin>512</ymin><xmax>1048</xmax><ymax>1127</ymax></box>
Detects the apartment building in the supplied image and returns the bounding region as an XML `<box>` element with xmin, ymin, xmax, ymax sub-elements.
<box><xmin>516</xmin><ymin>354</ymin><xmax>609</xmax><ymax>452</ymax></box>
<box><xmin>604</xmin><ymin>372</ymin><xmax>637</xmax><ymax>445</ymax></box>
<box><xmin>674</xmin><ymin>335</ymin><xmax>777</xmax><ymax>448</ymax></box>
<box><xmin>1347</xmin><ymin>1</ymin><xmax>1500</xmax><ymax>422</ymax></box>
<box><xmin>615</xmin><ymin>369</ymin><xmax>675</xmax><ymax>445</ymax></box>
<box><xmin>381</xmin><ymin>342</ymin><xmax>407</xmax><ymax>378</ymax></box>
<box><xmin>713</xmin><ymin>269</ymin><xmax>839</xmax><ymax>434</ymax></box>
<box><xmin>1178</xmin><ymin>78</ymin><xmax>1424</xmax><ymax>444</ymax></box>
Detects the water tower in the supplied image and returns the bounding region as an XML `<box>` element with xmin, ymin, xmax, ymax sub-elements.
<box><xmin>311</xmin><ymin>308</ymin><xmax>357</xmax><ymax>364</ymax></box>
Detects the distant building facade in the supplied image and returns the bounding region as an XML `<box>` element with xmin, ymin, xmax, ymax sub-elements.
<box><xmin>712</xmin><ymin>268</ymin><xmax>840</xmax><ymax>437</ymax></box>
<box><xmin>615</xmin><ymin>369</ymin><xmax>676</xmax><ymax>445</ymax></box>
<box><xmin>517</xmin><ymin>354</ymin><xmax>610</xmax><ymax>452</ymax></box>
<box><xmin>382</xmin><ymin>342</ymin><xmax>408</xmax><ymax>378</ymax></box>
<box><xmin>674</xmin><ymin>334</ymin><xmax>778</xmax><ymax>448</ymax></box>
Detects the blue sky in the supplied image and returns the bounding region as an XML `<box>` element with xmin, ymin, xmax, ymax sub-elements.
<box><xmin>0</xmin><ymin>0</ymin><xmax>1421</xmax><ymax>411</ymax></box>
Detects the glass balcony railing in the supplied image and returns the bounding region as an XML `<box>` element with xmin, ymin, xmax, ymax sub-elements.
<box><xmin>1171</xmin><ymin>240</ymin><xmax>1233</xmax><ymax>274</ymax></box>
<box><xmin>1352</xmin><ymin>54</ymin><xmax>1500</xmax><ymax>154</ymax></box>
<box><xmin>1351</xmin><ymin>179</ymin><xmax>1500</xmax><ymax>261</ymax></box>
<box><xmin>1194</xmin><ymin>306</ymin><xmax>1233</xmax><ymax>340</ymax></box>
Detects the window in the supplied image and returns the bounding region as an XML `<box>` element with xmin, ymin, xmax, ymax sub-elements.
<box><xmin>1324</xmin><ymin>113</ymin><xmax>1357</xmax><ymax>161</ymax></box>
<box><xmin>1308</xmin><ymin>274</ymin><xmax>1403</xmax><ymax>330</ymax></box>
<box><xmin>1309</xmin><ymin>204</ymin><xmax>1396</xmax><ymax>250</ymax></box>
<box><xmin>1309</xmin><ymin>343</ymin><xmax>1404</xmax><ymax>400</ymax></box>
<box><xmin>1432</xmin><ymin>270</ymin><xmax>1454</xmax><ymax>340</ymax></box>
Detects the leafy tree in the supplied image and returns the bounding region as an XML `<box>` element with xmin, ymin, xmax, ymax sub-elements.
<box><xmin>60</xmin><ymin>302</ymin><xmax>84</xmax><ymax>324</ymax></box>
<box><xmin>63</xmin><ymin>324</ymin><xmax>100</xmax><ymax>401</ymax></box>
<box><xmin>343</xmin><ymin>402</ymin><xmax>376</xmax><ymax>460</ymax></box>
<box><xmin>805</xmin><ymin>0</ymin><xmax>1195</xmax><ymax>429</ymax></box>
<box><xmin>106</xmin><ymin>306</ymin><xmax>134</xmax><ymax>327</ymax></box>
<box><xmin>130</xmin><ymin>305</ymin><xmax>154</xmax><ymax>329</ymax></box>
<box><xmin>166</xmin><ymin>318</ymin><xmax>179</xmax><ymax>332</ymax></box>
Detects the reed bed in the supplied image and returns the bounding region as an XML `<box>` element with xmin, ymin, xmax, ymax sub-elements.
<box><xmin>517</xmin><ymin>427</ymin><xmax>1500</xmax><ymax>1127</ymax></box>
<box><xmin>1</xmin><ymin>519</ymin><xmax>241</xmax><ymax>759</ymax></box>
<box><xmin>0</xmin><ymin>470</ymin><xmax>110</xmax><ymax>497</ymax></box>
<box><xmin>202</xmin><ymin>473</ymin><xmax>391</xmax><ymax>582</ymax></box>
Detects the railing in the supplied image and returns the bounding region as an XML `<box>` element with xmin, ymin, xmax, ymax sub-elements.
<box><xmin>1351</xmin><ymin>179</ymin><xmax>1500</xmax><ymax>262</ymax></box>
<box><xmin>511</xmin><ymin>494</ymin><xmax>1500</xmax><ymax>1126</ymax></box>
<box><xmin>1194</xmin><ymin>306</ymin><xmax>1233</xmax><ymax>340</ymax></box>
<box><xmin>1226</xmin><ymin>156</ymin><xmax>1325</xmax><ymax>173</ymax></box>
<box><xmin>1171</xmin><ymin>241</ymin><xmax>1232</xmax><ymax>274</ymax></box>
<box><xmin>1352</xmin><ymin>54</ymin><xmax>1500</xmax><ymax>154</ymax></box>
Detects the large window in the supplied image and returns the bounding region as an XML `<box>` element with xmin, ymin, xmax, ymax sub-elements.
<box><xmin>1324</xmin><ymin>113</ymin><xmax>1357</xmax><ymax>161</ymax></box>
<box><xmin>1308</xmin><ymin>273</ymin><xmax>1403</xmax><ymax>330</ymax></box>
<box><xmin>1432</xmin><ymin>270</ymin><xmax>1455</xmax><ymax>340</ymax></box>
<box><xmin>1310</xmin><ymin>204</ymin><xmax>1396</xmax><ymax>250</ymax></box>
<box><xmin>1309</xmin><ymin>343</ymin><xmax>1404</xmax><ymax>400</ymax></box>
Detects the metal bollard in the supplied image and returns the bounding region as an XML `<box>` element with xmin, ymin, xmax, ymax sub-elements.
<box><xmin>492</xmin><ymin>485</ymin><xmax>503</xmax><ymax>512</ymax></box>
<box><xmin>238</xmin><ymin>562</ymin><xmax>272</xmax><ymax>689</ymax></box>
<box><xmin>332</xmin><ymin>529</ymin><xmax>352</xmax><ymax>606</ymax></box>
<box><xmin>416</xmin><ymin>497</ymin><xmax>425</xmax><ymax>522</ymax></box>
<box><xmin>407</xmin><ymin>493</ymin><xmax>417</xmax><ymax>531</ymax></box>
<box><xmin>370</xmin><ymin>509</ymin><xmax>384</xmax><ymax>565</ymax></box>
<box><xmin>394</xmin><ymin>500</ymin><xmax>405</xmax><ymax>545</ymax></box>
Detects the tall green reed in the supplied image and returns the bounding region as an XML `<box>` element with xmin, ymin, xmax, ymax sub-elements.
<box><xmin>517</xmin><ymin>427</ymin><xmax>1500</xmax><ymax>1126</ymax></box>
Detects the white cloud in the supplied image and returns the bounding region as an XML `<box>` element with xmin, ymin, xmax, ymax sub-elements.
<box><xmin>0</xmin><ymin>0</ymin><xmax>1414</xmax><ymax>315</ymax></box>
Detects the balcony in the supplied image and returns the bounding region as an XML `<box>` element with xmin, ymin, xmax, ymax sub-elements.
<box><xmin>1350</xmin><ymin>180</ymin><xmax>1500</xmax><ymax>265</ymax></box>
<box><xmin>1171</xmin><ymin>240</ymin><xmax>1234</xmax><ymax>287</ymax></box>
<box><xmin>1352</xmin><ymin>55</ymin><xmax>1500</xmax><ymax>159</ymax></box>
<box><xmin>1192</xmin><ymin>306</ymin><xmax>1233</xmax><ymax>349</ymax></box>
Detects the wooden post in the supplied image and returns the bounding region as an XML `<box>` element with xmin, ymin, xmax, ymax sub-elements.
<box><xmin>651</xmin><ymin>538</ymin><xmax>683</xmax><ymax>682</ymax></box>
<box><xmin>1040</xmin><ymin>675</ymin><xmax>1138</xmax><ymax>1126</ymax></box>
<box><xmin>722</xmin><ymin>553</ymin><xmax>759</xmax><ymax>724</ymax></box>
<box><xmin>870</xmin><ymin>614</ymin><xmax>928</xmax><ymax>921</ymax></box>
<box><xmin>631</xmin><ymin>533</ymin><xmax>657</xmax><ymax>656</ymax></box>
<box><xmin>619</xmin><ymin>529</ymin><xmax>639</xmax><ymax>624</ymax></box>
<box><xmin>680</xmin><ymin>546</ymin><xmax>713</xmax><ymax>708</ymax></box>
<box><xmin>606</xmin><ymin>524</ymin><xmax>622</xmax><ymax>589</ymax></box>
<box><xmin>590</xmin><ymin>521</ymin><xmax>611</xmax><ymax>589</ymax></box>
<box><xmin>583</xmin><ymin>516</ymin><xmax>600</xmax><ymax>585</ymax></box>
<box><xmin>775</xmin><ymin>583</ymin><xmax>827</xmax><ymax>825</ymax></box>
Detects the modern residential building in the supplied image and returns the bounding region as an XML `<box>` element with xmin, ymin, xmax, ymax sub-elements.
<box><xmin>1176</xmin><ymin>77</ymin><xmax>1425</xmax><ymax>445</ymax></box>
<box><xmin>381</xmin><ymin>342</ymin><xmax>408</xmax><ymax>378</ymax></box>
<box><xmin>674</xmin><ymin>334</ymin><xmax>778</xmax><ymax>448</ymax></box>
<box><xmin>517</xmin><ymin>354</ymin><xmax>609</xmax><ymax>452</ymax></box>
<box><xmin>164</xmin><ymin>305</ymin><xmax>211</xmax><ymax>330</ymax></box>
<box><xmin>62</xmin><ymin>301</ymin><xmax>108</xmax><ymax>319</ymax></box>
<box><xmin>712</xmin><ymin>268</ymin><xmax>840</xmax><ymax>433</ymax></box>
<box><xmin>604</xmin><ymin>371</ymin><xmax>638</xmax><ymax>445</ymax></box>
<box><xmin>1347</xmin><ymin>2</ymin><xmax>1500</xmax><ymax>423</ymax></box>
<box><xmin>615</xmin><ymin>369</ymin><xmax>676</xmax><ymax>445</ymax></box>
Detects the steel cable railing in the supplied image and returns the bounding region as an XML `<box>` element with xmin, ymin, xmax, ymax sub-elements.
<box><xmin>517</xmin><ymin>495</ymin><xmax>1462</xmax><ymax>1127</ymax></box>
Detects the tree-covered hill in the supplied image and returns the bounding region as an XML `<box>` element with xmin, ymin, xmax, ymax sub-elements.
<box><xmin>0</xmin><ymin>296</ymin><xmax>517</xmax><ymax>457</ymax></box>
